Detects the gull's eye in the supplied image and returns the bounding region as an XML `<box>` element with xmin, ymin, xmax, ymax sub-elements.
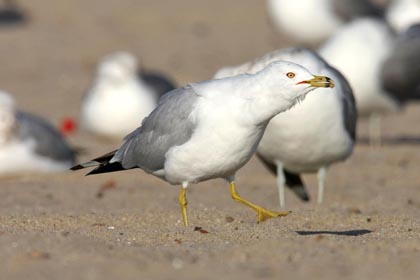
<box><xmin>286</xmin><ymin>72</ymin><xmax>295</xmax><ymax>78</ymax></box>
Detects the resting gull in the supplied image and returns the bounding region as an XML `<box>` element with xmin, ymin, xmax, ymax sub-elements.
<box><xmin>266</xmin><ymin>0</ymin><xmax>385</xmax><ymax>46</ymax></box>
<box><xmin>81</xmin><ymin>51</ymin><xmax>176</xmax><ymax>140</ymax></box>
<box><xmin>72</xmin><ymin>61</ymin><xmax>335</xmax><ymax>226</ymax></box>
<box><xmin>215</xmin><ymin>48</ymin><xmax>356</xmax><ymax>207</ymax></box>
<box><xmin>0</xmin><ymin>91</ymin><xmax>75</xmax><ymax>174</ymax></box>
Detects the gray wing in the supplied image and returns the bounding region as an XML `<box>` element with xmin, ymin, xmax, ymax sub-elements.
<box><xmin>16</xmin><ymin>111</ymin><xmax>76</xmax><ymax>163</ymax></box>
<box><xmin>332</xmin><ymin>0</ymin><xmax>384</xmax><ymax>22</ymax></box>
<box><xmin>328</xmin><ymin>67</ymin><xmax>357</xmax><ymax>141</ymax></box>
<box><xmin>381</xmin><ymin>24</ymin><xmax>420</xmax><ymax>102</ymax></box>
<box><xmin>111</xmin><ymin>85</ymin><xmax>199</xmax><ymax>173</ymax></box>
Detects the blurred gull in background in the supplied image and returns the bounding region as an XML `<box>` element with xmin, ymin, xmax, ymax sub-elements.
<box><xmin>81</xmin><ymin>51</ymin><xmax>176</xmax><ymax>140</ymax></box>
<box><xmin>72</xmin><ymin>61</ymin><xmax>335</xmax><ymax>226</ymax></box>
<box><xmin>319</xmin><ymin>18</ymin><xmax>395</xmax><ymax>145</ymax></box>
<box><xmin>0</xmin><ymin>91</ymin><xmax>75</xmax><ymax>174</ymax></box>
<box><xmin>215</xmin><ymin>48</ymin><xmax>356</xmax><ymax>207</ymax></box>
<box><xmin>381</xmin><ymin>23</ymin><xmax>420</xmax><ymax>102</ymax></box>
<box><xmin>266</xmin><ymin>0</ymin><xmax>385</xmax><ymax>46</ymax></box>
<box><xmin>320</xmin><ymin>18</ymin><xmax>420</xmax><ymax>144</ymax></box>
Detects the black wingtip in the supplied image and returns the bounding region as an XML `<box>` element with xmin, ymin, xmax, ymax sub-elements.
<box><xmin>297</xmin><ymin>190</ymin><xmax>310</xmax><ymax>202</ymax></box>
<box><xmin>283</xmin><ymin>169</ymin><xmax>311</xmax><ymax>202</ymax></box>
<box><xmin>85</xmin><ymin>162</ymin><xmax>128</xmax><ymax>176</ymax></box>
<box><xmin>70</xmin><ymin>164</ymin><xmax>85</xmax><ymax>171</ymax></box>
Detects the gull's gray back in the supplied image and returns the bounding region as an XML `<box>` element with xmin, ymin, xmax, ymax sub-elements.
<box><xmin>139</xmin><ymin>71</ymin><xmax>177</xmax><ymax>99</ymax></box>
<box><xmin>328</xmin><ymin>67</ymin><xmax>357</xmax><ymax>141</ymax></box>
<box><xmin>16</xmin><ymin>111</ymin><xmax>76</xmax><ymax>163</ymax></box>
<box><xmin>381</xmin><ymin>23</ymin><xmax>420</xmax><ymax>102</ymax></box>
<box><xmin>112</xmin><ymin>85</ymin><xmax>199</xmax><ymax>173</ymax></box>
<box><xmin>331</xmin><ymin>0</ymin><xmax>384</xmax><ymax>22</ymax></box>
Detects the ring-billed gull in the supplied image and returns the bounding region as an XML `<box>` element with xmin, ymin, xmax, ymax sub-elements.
<box><xmin>0</xmin><ymin>91</ymin><xmax>75</xmax><ymax>174</ymax></box>
<box><xmin>81</xmin><ymin>51</ymin><xmax>175</xmax><ymax>140</ymax></box>
<box><xmin>266</xmin><ymin>0</ymin><xmax>385</xmax><ymax>46</ymax></box>
<box><xmin>72</xmin><ymin>61</ymin><xmax>334</xmax><ymax>226</ymax></box>
<box><xmin>215</xmin><ymin>48</ymin><xmax>356</xmax><ymax>207</ymax></box>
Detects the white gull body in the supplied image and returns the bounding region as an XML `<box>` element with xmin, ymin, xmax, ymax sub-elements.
<box><xmin>0</xmin><ymin>91</ymin><xmax>75</xmax><ymax>174</ymax></box>
<box><xmin>267</xmin><ymin>0</ymin><xmax>342</xmax><ymax>45</ymax></box>
<box><xmin>215</xmin><ymin>48</ymin><xmax>356</xmax><ymax>207</ymax></box>
<box><xmin>81</xmin><ymin>52</ymin><xmax>157</xmax><ymax>139</ymax></box>
<box><xmin>266</xmin><ymin>0</ymin><xmax>385</xmax><ymax>46</ymax></box>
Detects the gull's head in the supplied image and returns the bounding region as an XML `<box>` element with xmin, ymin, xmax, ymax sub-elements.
<box><xmin>260</xmin><ymin>61</ymin><xmax>335</xmax><ymax>103</ymax></box>
<box><xmin>0</xmin><ymin>91</ymin><xmax>16</xmax><ymax>141</ymax></box>
<box><xmin>97</xmin><ymin>51</ymin><xmax>138</xmax><ymax>82</ymax></box>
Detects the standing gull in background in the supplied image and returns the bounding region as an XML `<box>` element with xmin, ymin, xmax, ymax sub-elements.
<box><xmin>0</xmin><ymin>91</ymin><xmax>75</xmax><ymax>174</ymax></box>
<box><xmin>81</xmin><ymin>51</ymin><xmax>176</xmax><ymax>140</ymax></box>
<box><xmin>320</xmin><ymin>18</ymin><xmax>420</xmax><ymax>145</ymax></box>
<box><xmin>72</xmin><ymin>61</ymin><xmax>335</xmax><ymax>226</ymax></box>
<box><xmin>215</xmin><ymin>48</ymin><xmax>356</xmax><ymax>207</ymax></box>
<box><xmin>320</xmin><ymin>18</ymin><xmax>396</xmax><ymax>145</ymax></box>
<box><xmin>266</xmin><ymin>0</ymin><xmax>385</xmax><ymax>46</ymax></box>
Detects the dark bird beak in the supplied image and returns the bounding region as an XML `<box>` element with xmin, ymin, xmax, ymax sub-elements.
<box><xmin>297</xmin><ymin>75</ymin><xmax>335</xmax><ymax>88</ymax></box>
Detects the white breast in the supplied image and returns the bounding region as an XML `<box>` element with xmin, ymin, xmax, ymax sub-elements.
<box><xmin>163</xmin><ymin>93</ymin><xmax>265</xmax><ymax>184</ymax></box>
<box><xmin>258</xmin><ymin>87</ymin><xmax>353</xmax><ymax>173</ymax></box>
<box><xmin>81</xmin><ymin>80</ymin><xmax>157</xmax><ymax>139</ymax></box>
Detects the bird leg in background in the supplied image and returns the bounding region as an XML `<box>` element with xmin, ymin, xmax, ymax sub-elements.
<box><xmin>369</xmin><ymin>113</ymin><xmax>382</xmax><ymax>146</ymax></box>
<box><xmin>179</xmin><ymin>182</ymin><xmax>189</xmax><ymax>226</ymax></box>
<box><xmin>229</xmin><ymin>179</ymin><xmax>290</xmax><ymax>222</ymax></box>
<box><xmin>276</xmin><ymin>162</ymin><xmax>286</xmax><ymax>208</ymax></box>
<box><xmin>317</xmin><ymin>167</ymin><xmax>327</xmax><ymax>204</ymax></box>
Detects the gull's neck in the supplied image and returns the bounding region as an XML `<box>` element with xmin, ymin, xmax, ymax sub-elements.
<box><xmin>232</xmin><ymin>72</ymin><xmax>299</xmax><ymax>126</ymax></box>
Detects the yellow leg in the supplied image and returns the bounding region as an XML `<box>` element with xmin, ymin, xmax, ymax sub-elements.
<box><xmin>179</xmin><ymin>187</ymin><xmax>188</xmax><ymax>226</ymax></box>
<box><xmin>230</xmin><ymin>181</ymin><xmax>291</xmax><ymax>222</ymax></box>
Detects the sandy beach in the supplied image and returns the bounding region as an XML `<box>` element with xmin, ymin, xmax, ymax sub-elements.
<box><xmin>0</xmin><ymin>1</ymin><xmax>420</xmax><ymax>279</ymax></box>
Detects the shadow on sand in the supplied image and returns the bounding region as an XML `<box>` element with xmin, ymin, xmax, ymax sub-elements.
<box><xmin>296</xmin><ymin>229</ymin><xmax>373</xmax><ymax>236</ymax></box>
<box><xmin>358</xmin><ymin>136</ymin><xmax>420</xmax><ymax>146</ymax></box>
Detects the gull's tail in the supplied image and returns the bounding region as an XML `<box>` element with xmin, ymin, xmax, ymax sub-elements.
<box><xmin>70</xmin><ymin>150</ymin><xmax>127</xmax><ymax>175</ymax></box>
<box><xmin>256</xmin><ymin>154</ymin><xmax>310</xmax><ymax>202</ymax></box>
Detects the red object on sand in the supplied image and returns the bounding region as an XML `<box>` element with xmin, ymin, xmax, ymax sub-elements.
<box><xmin>60</xmin><ymin>117</ymin><xmax>77</xmax><ymax>136</ymax></box>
